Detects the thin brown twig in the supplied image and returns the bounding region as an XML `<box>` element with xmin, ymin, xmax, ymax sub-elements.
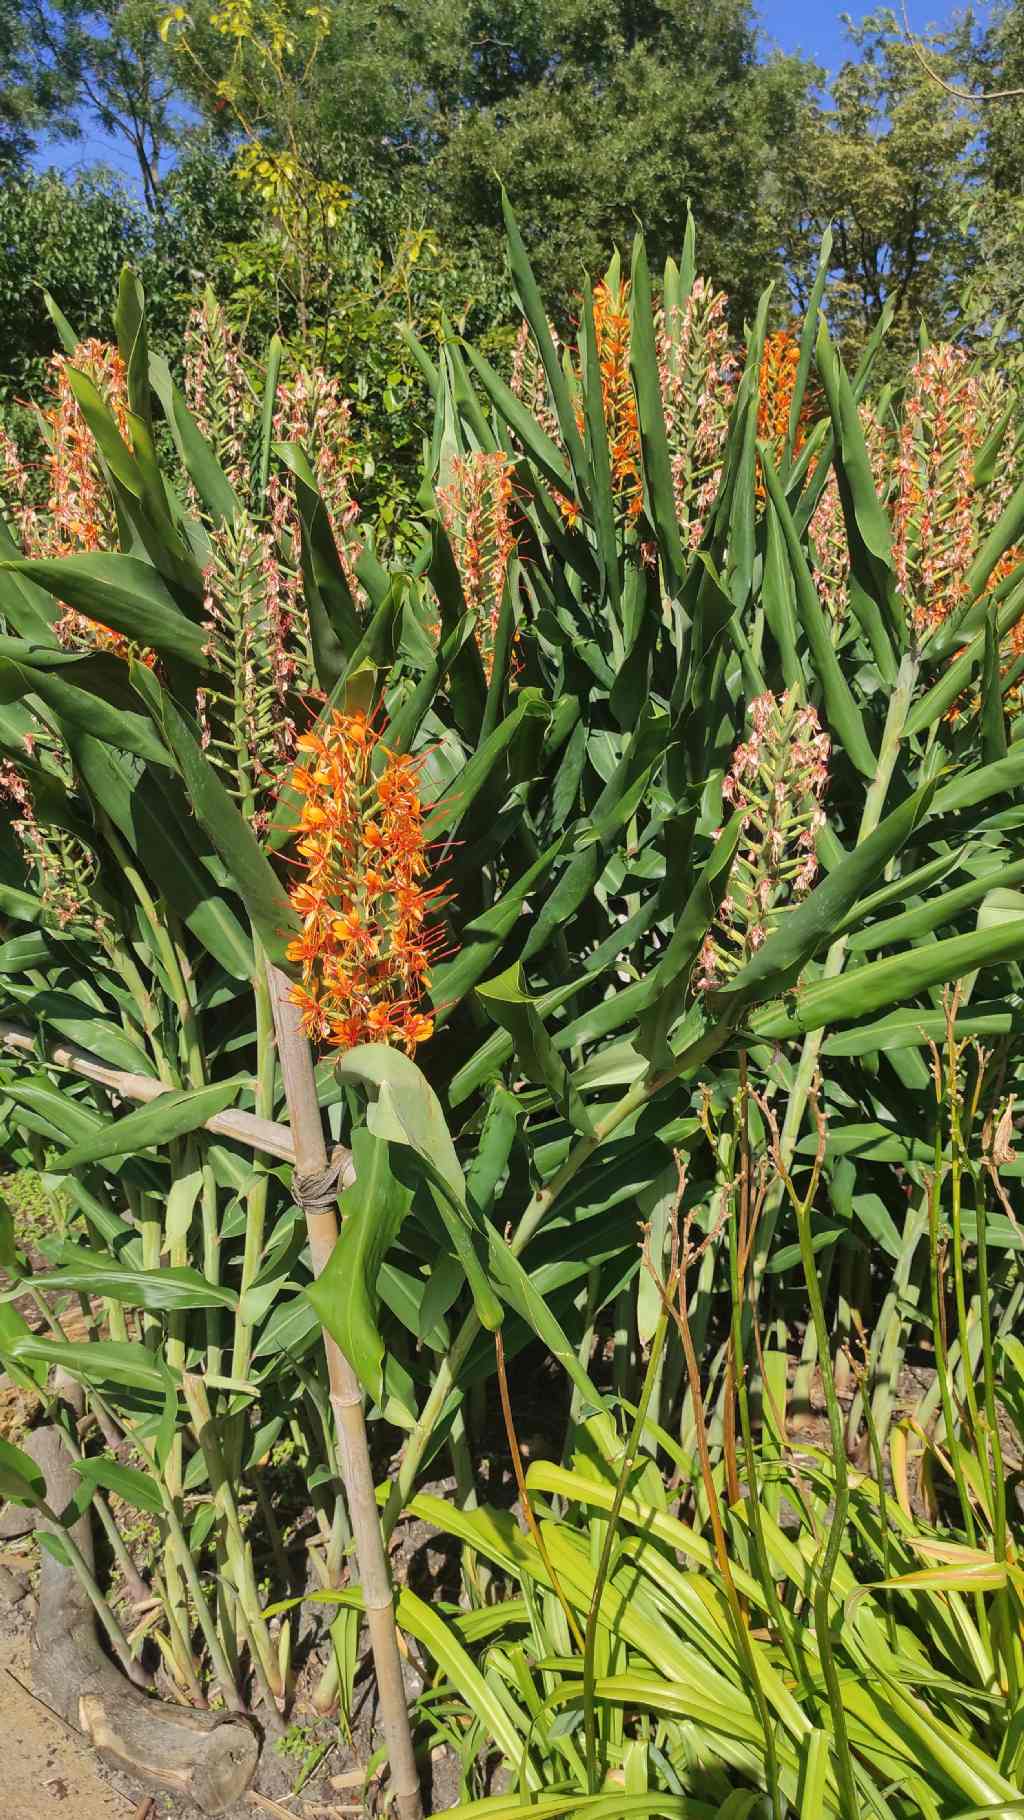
<box><xmin>494</xmin><ymin>1328</ymin><xmax>585</xmax><ymax>1651</ymax></box>
<box><xmin>900</xmin><ymin>0</ymin><xmax>1024</xmax><ymax>102</ymax></box>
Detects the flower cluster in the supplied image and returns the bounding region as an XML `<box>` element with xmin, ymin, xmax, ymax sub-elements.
<box><xmin>0</xmin><ymin>425</ymin><xmax>42</xmax><ymax>555</ymax></box>
<box><xmin>809</xmin><ymin>408</ymin><xmax>890</xmax><ymax>625</ymax></box>
<box><xmin>436</xmin><ymin>450</ymin><xmax>518</xmax><ymax>680</ymax></box>
<box><xmin>892</xmin><ymin>344</ymin><xmax>979</xmax><ymax>640</ymax></box>
<box><xmin>755</xmin><ymin>329</ymin><xmax>819</xmax><ymax>498</ymax></box>
<box><xmin>184</xmin><ymin>291</ymin><xmax>256</xmax><ymax>495</ymax></box>
<box><xmin>695</xmin><ymin>691</ymin><xmax>830</xmax><ymax>993</ymax></box>
<box><xmin>285</xmin><ymin>710</ymin><xmax>444</xmax><ymax>1053</ymax></box>
<box><xmin>657</xmin><ymin>277</ymin><xmax>735</xmax><ymax>550</ymax></box>
<box><xmin>272</xmin><ymin>364</ymin><xmax>365</xmax><ymax>613</ymax></box>
<box><xmin>0</xmin><ymin>760</ymin><xmax>101</xmax><ymax>930</ymax></box>
<box><xmin>592</xmin><ymin>276</ymin><xmax>643</xmax><ymax>526</ymax></box>
<box><xmin>196</xmin><ymin>515</ymin><xmax>303</xmax><ymax>835</ymax></box>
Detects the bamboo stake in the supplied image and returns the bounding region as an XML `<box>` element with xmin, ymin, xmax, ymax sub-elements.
<box><xmin>265</xmin><ymin>967</ymin><xmax>424</xmax><ymax>1820</ymax></box>
<box><xmin>0</xmin><ymin>1018</ymin><xmax>303</xmax><ymax>1163</ymax></box>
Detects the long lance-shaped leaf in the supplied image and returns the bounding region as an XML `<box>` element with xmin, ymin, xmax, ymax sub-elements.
<box><xmin>760</xmin><ymin>451</ymin><xmax>877</xmax><ymax>778</ymax></box>
<box><xmin>906</xmin><ymin>578</ymin><xmax>1024</xmax><ymax>736</ymax></box>
<box><xmin>305</xmin><ymin>1126</ymin><xmax>415</xmax><ymax>1412</ymax></box>
<box><xmin>460</xmin><ymin>342</ymin><xmax>571</xmax><ymax>501</ymax></box>
<box><xmin>717</xmin><ymin>779</ymin><xmax>937</xmax><ymax>1013</ymax></box>
<box><xmin>477</xmin><ymin>962</ymin><xmax>594</xmax><ymax>1137</ymax></box>
<box><xmin>69</xmin><ymin>732</ymin><xmax>254</xmax><ymax>981</ymax></box>
<box><xmin>752</xmin><ymin>917</ymin><xmax>1024</xmax><ymax>1040</ymax></box>
<box><xmin>426</xmin><ymin>688</ymin><xmax>550</xmax><ymax>838</ymax></box>
<box><xmin>847</xmin><ymin>859</ymin><xmax>1024</xmax><ymax>953</ymax></box>
<box><xmin>636</xmin><ymin>814</ymin><xmax>743</xmax><ymax>1068</ymax></box>
<box><xmin>785</xmin><ymin>227</ymin><xmax>832</xmax><ymax>468</ymax></box>
<box><xmin>149</xmin><ymin>353</ymin><xmax>241</xmax><ymax>528</ymax></box>
<box><xmin>47</xmin><ymin>1078</ymin><xmax>247</xmax><ymax>1172</ymax></box>
<box><xmin>630</xmin><ymin>232</ymin><xmax>686</xmax><ymax>589</ymax></box>
<box><xmin>501</xmin><ymin>190</ymin><xmax>590</xmax><ymax>497</ymax></box>
<box><xmin>762</xmin><ymin>504</ymin><xmax>802</xmax><ymax>692</ymax></box>
<box><xmin>0</xmin><ymin>555</ymin><xmax>208</xmax><ymax>666</ymax></box>
<box><xmin>932</xmin><ymin>741</ymin><xmax>1024</xmax><ymax>816</ymax></box>
<box><xmin>431</xmin><ymin>835</ymin><xmax>566</xmax><ymax>1022</ymax></box>
<box><xmin>334</xmin><ymin>1045</ymin><xmax>503</xmax><ymax>1333</ymax></box>
<box><xmin>63</xmin><ymin>366</ymin><xmax>202</xmax><ymax>606</ymax></box>
<box><xmin>814</xmin><ymin>317</ymin><xmax>900</xmax><ymax>670</ymax></box>
<box><xmin>6</xmin><ymin>1334</ymin><xmax>173</xmax><ymax>1392</ymax></box>
<box><xmin>0</xmin><ymin>516</ymin><xmax>58</xmax><ymax>642</ymax></box>
<box><xmin>274</xmin><ymin>442</ymin><xmax>363</xmax><ymax>677</ymax></box>
<box><xmin>130</xmin><ymin>661</ymin><xmax>299</xmax><ymax>965</ymax></box>
<box><xmin>823</xmin><ymin>1001</ymin><xmax>1024</xmax><ymax>1056</ymax></box>
<box><xmin>980</xmin><ymin>611</ymin><xmax>1007</xmax><ymax>764</ymax></box>
<box><xmin>0</xmin><ymin>644</ymin><xmax>172</xmax><ymax>763</ymax></box>
<box><xmin>19</xmin><ymin>1251</ymin><xmax>237</xmax><ymax>1310</ymax></box>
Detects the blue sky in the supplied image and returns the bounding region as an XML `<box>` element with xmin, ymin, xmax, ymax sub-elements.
<box><xmin>35</xmin><ymin>2</ymin><xmax>995</xmax><ymax>187</ymax></box>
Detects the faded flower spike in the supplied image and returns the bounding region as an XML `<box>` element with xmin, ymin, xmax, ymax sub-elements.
<box><xmin>437</xmin><ymin>450</ymin><xmax>518</xmax><ymax>680</ymax></box>
<box><xmin>695</xmin><ymin>691</ymin><xmax>830</xmax><ymax>992</ymax></box>
<box><xmin>285</xmin><ymin>709</ymin><xmax>446</xmax><ymax>1054</ymax></box>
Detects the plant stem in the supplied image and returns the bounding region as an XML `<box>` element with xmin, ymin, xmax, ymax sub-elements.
<box><xmin>383</xmin><ymin>1015</ymin><xmax>733</xmax><ymax>1534</ymax></box>
<box><xmin>583</xmin><ymin>1302</ymin><xmax>670</xmax><ymax>1793</ymax></box>
<box><xmin>266</xmin><ymin>966</ymin><xmax>424</xmax><ymax>1820</ymax></box>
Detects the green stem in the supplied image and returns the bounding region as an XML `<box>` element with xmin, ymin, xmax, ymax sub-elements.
<box><xmin>382</xmin><ymin>1015</ymin><xmax>733</xmax><ymax>1536</ymax></box>
<box><xmin>793</xmin><ymin>1191</ymin><xmax>858</xmax><ymax>1819</ymax></box>
<box><xmin>753</xmin><ymin>652</ymin><xmax>920</xmax><ymax>1280</ymax></box>
<box><xmin>231</xmin><ymin>949</ymin><xmax>276</xmax><ymax>1383</ymax></box>
<box><xmin>583</xmin><ymin>1304</ymin><xmax>670</xmax><ymax>1793</ymax></box>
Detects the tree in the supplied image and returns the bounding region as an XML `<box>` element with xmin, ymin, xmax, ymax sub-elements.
<box><xmin>0</xmin><ymin>0</ymin><xmax>76</xmax><ymax>163</ymax></box>
<box><xmin>24</xmin><ymin>0</ymin><xmax>183</xmax><ymax>208</ymax></box>
<box><xmin>777</xmin><ymin>8</ymin><xmax>976</xmax><ymax>366</ymax></box>
<box><xmin>0</xmin><ymin>168</ymin><xmax>148</xmax><ymax>399</ymax></box>
<box><xmin>161</xmin><ymin>0</ymin><xmax>816</xmax><ymax>321</ymax></box>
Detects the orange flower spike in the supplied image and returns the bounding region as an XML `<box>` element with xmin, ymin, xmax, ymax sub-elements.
<box><xmin>285</xmin><ymin>707</ymin><xmax>445</xmax><ymax>1056</ymax></box>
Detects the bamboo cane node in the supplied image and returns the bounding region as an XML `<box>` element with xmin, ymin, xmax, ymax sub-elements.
<box><xmin>293</xmin><ymin>1145</ymin><xmax>354</xmax><ymax>1212</ymax></box>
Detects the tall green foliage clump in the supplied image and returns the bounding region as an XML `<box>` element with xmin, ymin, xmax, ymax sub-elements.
<box><xmin>0</xmin><ymin>204</ymin><xmax>1021</xmax><ymax>1815</ymax></box>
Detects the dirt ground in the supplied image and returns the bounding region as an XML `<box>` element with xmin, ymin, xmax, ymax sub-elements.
<box><xmin>0</xmin><ymin>1626</ymin><xmax>127</xmax><ymax>1820</ymax></box>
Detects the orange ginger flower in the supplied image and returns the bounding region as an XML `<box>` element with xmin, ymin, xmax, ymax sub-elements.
<box><xmin>946</xmin><ymin>545</ymin><xmax>1024</xmax><ymax>726</ymax></box>
<box><xmin>44</xmin><ymin>340</ymin><xmax>154</xmax><ymax>664</ymax></box>
<box><xmin>755</xmin><ymin>330</ymin><xmax>818</xmax><ymax>498</ymax></box>
<box><xmin>436</xmin><ymin>450</ymin><xmax>518</xmax><ymax>680</ymax></box>
<box><xmin>592</xmin><ymin>277</ymin><xmax>643</xmax><ymax>525</ymax></box>
<box><xmin>285</xmin><ymin>709</ymin><xmax>446</xmax><ymax>1055</ymax></box>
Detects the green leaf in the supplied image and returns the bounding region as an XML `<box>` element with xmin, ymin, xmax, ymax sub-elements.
<box><xmin>0</xmin><ymin>1435</ymin><xmax>46</xmax><ymax>1506</ymax></box>
<box><xmin>149</xmin><ymin>352</ymin><xmax>241</xmax><ymax>527</ymax></box>
<box><xmin>275</xmin><ymin>442</ymin><xmax>363</xmax><ymax>672</ymax></box>
<box><xmin>635</xmin><ymin>815</ymin><xmax>742</xmax><ymax>1067</ymax></box>
<box><xmin>73</xmin><ymin>1456</ymin><xmax>162</xmax><ymax>1515</ymax></box>
<box><xmin>753</xmin><ymin>917</ymin><xmax>1024</xmax><ymax>1040</ymax></box>
<box><xmin>335</xmin><ymin>1045</ymin><xmax>464</xmax><ymax>1201</ymax></box>
<box><xmin>501</xmin><ymin>190</ymin><xmax>589</xmax><ymax>490</ymax></box>
<box><xmin>130</xmin><ymin>664</ymin><xmax>299</xmax><ymax>966</ymax></box>
<box><xmin>335</xmin><ymin>1047</ymin><xmax>503</xmax><ymax>1333</ymax></box>
<box><xmin>0</xmin><ymin>556</ymin><xmax>207</xmax><ymax>666</ymax></box>
<box><xmin>24</xmin><ymin>1252</ymin><xmax>237</xmax><ymax>1311</ymax></box>
<box><xmin>48</xmin><ymin>1080</ymin><xmax>246</xmax><ymax>1172</ymax></box>
<box><xmin>305</xmin><ymin>1127</ymin><xmax>415</xmax><ymax>1410</ymax></box>
<box><xmin>6</xmin><ymin>1335</ymin><xmax>173</xmax><ymax>1392</ymax></box>
<box><xmin>477</xmin><ymin>963</ymin><xmax>594</xmax><ymax>1136</ymax></box>
<box><xmin>719</xmin><ymin>779</ymin><xmax>937</xmax><ymax>1011</ymax></box>
<box><xmin>461</xmin><ymin>342</ymin><xmax>572</xmax><ymax>500</ymax></box>
<box><xmin>580</xmin><ymin>281</ymin><xmax>620</xmax><ymax>613</ymax></box>
<box><xmin>629</xmin><ymin>232</ymin><xmax>685</xmax><ymax>586</ymax></box>
<box><xmin>760</xmin><ymin>455</ymin><xmax>876</xmax><ymax>777</ymax></box>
